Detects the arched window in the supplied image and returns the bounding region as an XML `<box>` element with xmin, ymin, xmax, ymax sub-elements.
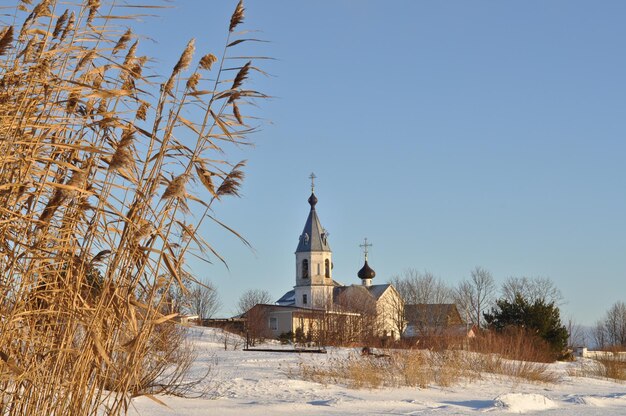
<box><xmin>302</xmin><ymin>259</ymin><xmax>309</xmax><ymax>279</ymax></box>
<box><xmin>325</xmin><ymin>259</ymin><xmax>330</xmax><ymax>278</ymax></box>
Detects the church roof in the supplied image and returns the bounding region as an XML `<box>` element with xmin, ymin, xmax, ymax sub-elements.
<box><xmin>333</xmin><ymin>283</ymin><xmax>391</xmax><ymax>301</ymax></box>
<box><xmin>405</xmin><ymin>304</ymin><xmax>463</xmax><ymax>326</ymax></box>
<box><xmin>295</xmin><ymin>192</ymin><xmax>331</xmax><ymax>253</ymax></box>
<box><xmin>276</xmin><ymin>289</ymin><xmax>295</xmax><ymax>306</ymax></box>
<box><xmin>367</xmin><ymin>283</ymin><xmax>391</xmax><ymax>300</ymax></box>
<box><xmin>278</xmin><ymin>282</ymin><xmax>390</xmax><ymax>308</ymax></box>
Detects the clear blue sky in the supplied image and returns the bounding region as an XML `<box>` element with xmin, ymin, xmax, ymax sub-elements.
<box><xmin>137</xmin><ymin>1</ymin><xmax>626</xmax><ymax>326</ymax></box>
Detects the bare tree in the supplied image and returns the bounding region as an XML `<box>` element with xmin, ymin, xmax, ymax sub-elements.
<box><xmin>389</xmin><ymin>269</ymin><xmax>453</xmax><ymax>304</ymax></box>
<box><xmin>454</xmin><ymin>266</ymin><xmax>496</xmax><ymax>328</ymax></box>
<box><xmin>187</xmin><ymin>279</ymin><xmax>221</xmax><ymax>319</ymax></box>
<box><xmin>591</xmin><ymin>302</ymin><xmax>626</xmax><ymax>349</ymax></box>
<box><xmin>565</xmin><ymin>316</ymin><xmax>587</xmax><ymax>348</ymax></box>
<box><xmin>335</xmin><ymin>287</ymin><xmax>379</xmax><ymax>342</ymax></box>
<box><xmin>237</xmin><ymin>289</ymin><xmax>272</xmax><ymax>315</ymax></box>
<box><xmin>386</xmin><ymin>287</ymin><xmax>408</xmax><ymax>337</ymax></box>
<box><xmin>604</xmin><ymin>301</ymin><xmax>626</xmax><ymax>347</ymax></box>
<box><xmin>593</xmin><ymin>320</ymin><xmax>607</xmax><ymax>350</ymax></box>
<box><xmin>388</xmin><ymin>269</ymin><xmax>452</xmax><ymax>338</ymax></box>
<box><xmin>501</xmin><ymin>276</ymin><xmax>563</xmax><ymax>305</ymax></box>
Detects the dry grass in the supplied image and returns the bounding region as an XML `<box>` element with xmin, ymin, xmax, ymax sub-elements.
<box><xmin>0</xmin><ymin>1</ymin><xmax>267</xmax><ymax>415</ymax></box>
<box><xmin>293</xmin><ymin>349</ymin><xmax>478</xmax><ymax>390</ymax></box>
<box><xmin>470</xmin><ymin>328</ymin><xmax>556</xmax><ymax>363</ymax></box>
<box><xmin>468</xmin><ymin>329</ymin><xmax>558</xmax><ymax>383</ymax></box>
<box><xmin>469</xmin><ymin>353</ymin><xmax>557</xmax><ymax>383</ymax></box>
<box><xmin>568</xmin><ymin>354</ymin><xmax>626</xmax><ymax>382</ymax></box>
<box><xmin>293</xmin><ymin>340</ymin><xmax>557</xmax><ymax>390</ymax></box>
<box><xmin>598</xmin><ymin>356</ymin><xmax>626</xmax><ymax>380</ymax></box>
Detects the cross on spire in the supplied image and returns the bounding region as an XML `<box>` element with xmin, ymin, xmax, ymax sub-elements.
<box><xmin>359</xmin><ymin>238</ymin><xmax>372</xmax><ymax>261</ymax></box>
<box><xmin>309</xmin><ymin>172</ymin><xmax>317</xmax><ymax>192</ymax></box>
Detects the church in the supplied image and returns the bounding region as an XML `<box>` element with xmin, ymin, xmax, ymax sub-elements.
<box><xmin>244</xmin><ymin>175</ymin><xmax>404</xmax><ymax>344</ymax></box>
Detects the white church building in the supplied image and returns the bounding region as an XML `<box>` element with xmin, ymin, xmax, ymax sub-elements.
<box><xmin>244</xmin><ymin>176</ymin><xmax>403</xmax><ymax>343</ymax></box>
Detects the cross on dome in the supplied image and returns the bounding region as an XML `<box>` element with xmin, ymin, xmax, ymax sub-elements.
<box><xmin>309</xmin><ymin>172</ymin><xmax>317</xmax><ymax>193</ymax></box>
<box><xmin>359</xmin><ymin>238</ymin><xmax>372</xmax><ymax>261</ymax></box>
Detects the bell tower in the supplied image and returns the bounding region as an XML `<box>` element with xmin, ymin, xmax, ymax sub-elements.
<box><xmin>294</xmin><ymin>173</ymin><xmax>334</xmax><ymax>309</ymax></box>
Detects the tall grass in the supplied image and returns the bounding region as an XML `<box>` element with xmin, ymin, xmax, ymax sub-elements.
<box><xmin>569</xmin><ymin>354</ymin><xmax>626</xmax><ymax>382</ymax></box>
<box><xmin>293</xmin><ymin>340</ymin><xmax>557</xmax><ymax>390</ymax></box>
<box><xmin>468</xmin><ymin>328</ymin><xmax>558</xmax><ymax>383</ymax></box>
<box><xmin>470</xmin><ymin>328</ymin><xmax>556</xmax><ymax>363</ymax></box>
<box><xmin>0</xmin><ymin>1</ymin><xmax>266</xmax><ymax>414</ymax></box>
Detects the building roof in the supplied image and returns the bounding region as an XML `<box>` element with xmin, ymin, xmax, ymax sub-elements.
<box><xmin>243</xmin><ymin>303</ymin><xmax>319</xmax><ymax>317</ymax></box>
<box><xmin>295</xmin><ymin>192</ymin><xmax>331</xmax><ymax>253</ymax></box>
<box><xmin>367</xmin><ymin>283</ymin><xmax>391</xmax><ymax>300</ymax></box>
<box><xmin>277</xmin><ymin>283</ymin><xmax>391</xmax><ymax>308</ymax></box>
<box><xmin>276</xmin><ymin>289</ymin><xmax>295</xmax><ymax>306</ymax></box>
<box><xmin>405</xmin><ymin>304</ymin><xmax>463</xmax><ymax>326</ymax></box>
<box><xmin>333</xmin><ymin>283</ymin><xmax>391</xmax><ymax>301</ymax></box>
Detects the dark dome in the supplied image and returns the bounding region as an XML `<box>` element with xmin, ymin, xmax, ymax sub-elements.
<box><xmin>358</xmin><ymin>260</ymin><xmax>376</xmax><ymax>280</ymax></box>
<box><xmin>308</xmin><ymin>192</ymin><xmax>318</xmax><ymax>208</ymax></box>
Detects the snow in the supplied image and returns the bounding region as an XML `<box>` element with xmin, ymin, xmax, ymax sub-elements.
<box><xmin>494</xmin><ymin>393</ymin><xmax>556</xmax><ymax>413</ymax></box>
<box><xmin>129</xmin><ymin>328</ymin><xmax>626</xmax><ymax>415</ymax></box>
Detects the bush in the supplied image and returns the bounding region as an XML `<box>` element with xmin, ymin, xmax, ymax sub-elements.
<box><xmin>484</xmin><ymin>294</ymin><xmax>569</xmax><ymax>360</ymax></box>
<box><xmin>279</xmin><ymin>331</ymin><xmax>294</xmax><ymax>344</ymax></box>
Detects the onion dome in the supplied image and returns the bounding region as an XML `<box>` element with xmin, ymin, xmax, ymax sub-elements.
<box><xmin>358</xmin><ymin>260</ymin><xmax>376</xmax><ymax>281</ymax></box>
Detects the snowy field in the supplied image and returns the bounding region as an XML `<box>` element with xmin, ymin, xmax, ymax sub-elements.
<box><xmin>129</xmin><ymin>327</ymin><xmax>626</xmax><ymax>415</ymax></box>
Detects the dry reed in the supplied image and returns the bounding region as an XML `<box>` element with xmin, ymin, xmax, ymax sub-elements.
<box><xmin>0</xmin><ymin>0</ymin><xmax>267</xmax><ymax>414</ymax></box>
<box><xmin>293</xmin><ymin>349</ymin><xmax>476</xmax><ymax>390</ymax></box>
<box><xmin>568</xmin><ymin>354</ymin><xmax>626</xmax><ymax>382</ymax></box>
<box><xmin>293</xmin><ymin>343</ymin><xmax>556</xmax><ymax>390</ymax></box>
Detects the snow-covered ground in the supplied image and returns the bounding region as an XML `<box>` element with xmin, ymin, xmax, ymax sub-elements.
<box><xmin>129</xmin><ymin>327</ymin><xmax>626</xmax><ymax>415</ymax></box>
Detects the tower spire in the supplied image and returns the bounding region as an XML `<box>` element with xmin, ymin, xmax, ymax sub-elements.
<box><xmin>296</xmin><ymin>173</ymin><xmax>329</xmax><ymax>252</ymax></box>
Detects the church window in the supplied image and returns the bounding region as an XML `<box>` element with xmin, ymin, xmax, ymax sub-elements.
<box><xmin>325</xmin><ymin>259</ymin><xmax>330</xmax><ymax>278</ymax></box>
<box><xmin>302</xmin><ymin>259</ymin><xmax>309</xmax><ymax>278</ymax></box>
<box><xmin>303</xmin><ymin>294</ymin><xmax>308</xmax><ymax>305</ymax></box>
<box><xmin>269</xmin><ymin>317</ymin><xmax>278</xmax><ymax>331</ymax></box>
<box><xmin>317</xmin><ymin>263</ymin><xmax>320</xmax><ymax>275</ymax></box>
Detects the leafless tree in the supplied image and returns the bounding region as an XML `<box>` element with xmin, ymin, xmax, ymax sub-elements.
<box><xmin>593</xmin><ymin>320</ymin><xmax>607</xmax><ymax>350</ymax></box>
<box><xmin>565</xmin><ymin>316</ymin><xmax>587</xmax><ymax>348</ymax></box>
<box><xmin>187</xmin><ymin>279</ymin><xmax>221</xmax><ymax>319</ymax></box>
<box><xmin>599</xmin><ymin>301</ymin><xmax>626</xmax><ymax>348</ymax></box>
<box><xmin>501</xmin><ymin>276</ymin><xmax>563</xmax><ymax>305</ymax></box>
<box><xmin>389</xmin><ymin>269</ymin><xmax>453</xmax><ymax>304</ymax></box>
<box><xmin>236</xmin><ymin>289</ymin><xmax>272</xmax><ymax>315</ymax></box>
<box><xmin>388</xmin><ymin>269</ymin><xmax>451</xmax><ymax>338</ymax></box>
<box><xmin>592</xmin><ymin>302</ymin><xmax>626</xmax><ymax>349</ymax></box>
<box><xmin>335</xmin><ymin>287</ymin><xmax>379</xmax><ymax>342</ymax></box>
<box><xmin>454</xmin><ymin>266</ymin><xmax>496</xmax><ymax>328</ymax></box>
<box><xmin>386</xmin><ymin>288</ymin><xmax>408</xmax><ymax>337</ymax></box>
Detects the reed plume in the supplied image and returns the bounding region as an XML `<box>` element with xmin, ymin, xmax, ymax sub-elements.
<box><xmin>0</xmin><ymin>1</ymin><xmax>267</xmax><ymax>414</ymax></box>
<box><xmin>229</xmin><ymin>0</ymin><xmax>244</xmax><ymax>32</ymax></box>
<box><xmin>199</xmin><ymin>53</ymin><xmax>217</xmax><ymax>70</ymax></box>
